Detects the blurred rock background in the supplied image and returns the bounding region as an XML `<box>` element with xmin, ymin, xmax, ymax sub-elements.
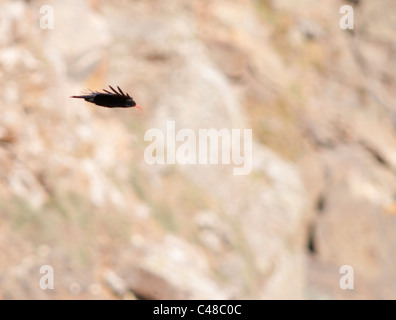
<box><xmin>0</xmin><ymin>0</ymin><xmax>395</xmax><ymax>299</ymax></box>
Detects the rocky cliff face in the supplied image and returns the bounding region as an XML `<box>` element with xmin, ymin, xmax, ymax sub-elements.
<box><xmin>0</xmin><ymin>0</ymin><xmax>395</xmax><ymax>299</ymax></box>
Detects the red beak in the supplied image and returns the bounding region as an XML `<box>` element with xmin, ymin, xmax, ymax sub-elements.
<box><xmin>135</xmin><ymin>104</ymin><xmax>142</xmax><ymax>110</ymax></box>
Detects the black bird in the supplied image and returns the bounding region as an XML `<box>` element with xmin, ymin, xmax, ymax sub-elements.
<box><xmin>71</xmin><ymin>85</ymin><xmax>142</xmax><ymax>109</ymax></box>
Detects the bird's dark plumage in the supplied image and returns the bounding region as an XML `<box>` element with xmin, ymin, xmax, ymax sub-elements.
<box><xmin>71</xmin><ymin>85</ymin><xmax>142</xmax><ymax>109</ymax></box>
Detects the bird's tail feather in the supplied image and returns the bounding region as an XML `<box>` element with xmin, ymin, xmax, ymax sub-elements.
<box><xmin>71</xmin><ymin>95</ymin><xmax>89</xmax><ymax>99</ymax></box>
